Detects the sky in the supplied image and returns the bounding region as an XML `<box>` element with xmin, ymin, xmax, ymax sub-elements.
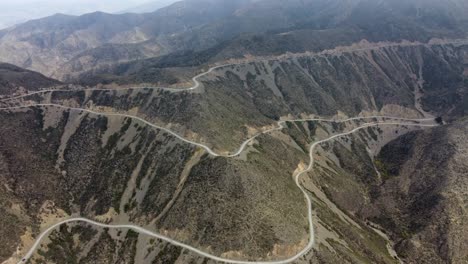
<box><xmin>0</xmin><ymin>0</ymin><xmax>166</xmax><ymax>29</ymax></box>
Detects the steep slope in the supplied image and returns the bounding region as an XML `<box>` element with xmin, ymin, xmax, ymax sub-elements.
<box><xmin>369</xmin><ymin>120</ymin><xmax>468</xmax><ymax>263</ymax></box>
<box><xmin>1</xmin><ymin>1</ymin><xmax>468</xmax><ymax>263</ymax></box>
<box><xmin>1</xmin><ymin>0</ymin><xmax>468</xmax><ymax>82</ymax></box>
<box><xmin>0</xmin><ymin>106</ymin><xmax>310</xmax><ymax>263</ymax></box>
<box><xmin>4</xmin><ymin>41</ymin><xmax>466</xmax><ymax>263</ymax></box>
<box><xmin>177</xmin><ymin>0</ymin><xmax>468</xmax><ymax>63</ymax></box>
<box><xmin>0</xmin><ymin>63</ymin><xmax>61</xmax><ymax>96</ymax></box>
<box><xmin>0</xmin><ymin>0</ymin><xmax>256</xmax><ymax>79</ymax></box>
<box><xmin>66</xmin><ymin>0</ymin><xmax>468</xmax><ymax>85</ymax></box>
<box><xmin>308</xmin><ymin>118</ymin><xmax>468</xmax><ymax>264</ymax></box>
<box><xmin>2</xmin><ymin>107</ymin><xmax>441</xmax><ymax>264</ymax></box>
<box><xmin>261</xmin><ymin>114</ymin><xmax>467</xmax><ymax>264</ymax></box>
<box><xmin>13</xmin><ymin>42</ymin><xmax>467</xmax><ymax>152</ymax></box>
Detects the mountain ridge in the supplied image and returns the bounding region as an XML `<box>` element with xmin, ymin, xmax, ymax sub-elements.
<box><xmin>1</xmin><ymin>0</ymin><xmax>468</xmax><ymax>82</ymax></box>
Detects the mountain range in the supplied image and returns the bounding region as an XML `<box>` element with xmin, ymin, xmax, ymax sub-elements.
<box><xmin>0</xmin><ymin>0</ymin><xmax>467</xmax><ymax>264</ymax></box>
<box><xmin>0</xmin><ymin>0</ymin><xmax>167</xmax><ymax>30</ymax></box>
<box><xmin>119</xmin><ymin>0</ymin><xmax>180</xmax><ymax>14</ymax></box>
<box><xmin>1</xmin><ymin>0</ymin><xmax>467</xmax><ymax>82</ymax></box>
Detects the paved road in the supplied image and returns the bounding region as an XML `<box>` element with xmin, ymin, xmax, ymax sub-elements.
<box><xmin>2</xmin><ymin>104</ymin><xmax>437</xmax><ymax>264</ymax></box>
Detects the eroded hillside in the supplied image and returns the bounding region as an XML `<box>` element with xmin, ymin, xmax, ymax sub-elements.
<box><xmin>1</xmin><ymin>0</ymin><xmax>468</xmax><ymax>81</ymax></box>
<box><xmin>8</xmin><ymin>42</ymin><xmax>468</xmax><ymax>152</ymax></box>
<box><xmin>0</xmin><ymin>105</ymin><xmax>315</xmax><ymax>262</ymax></box>
<box><xmin>2</xmin><ymin>104</ymin><xmax>435</xmax><ymax>263</ymax></box>
<box><xmin>0</xmin><ymin>2</ymin><xmax>467</xmax><ymax>261</ymax></box>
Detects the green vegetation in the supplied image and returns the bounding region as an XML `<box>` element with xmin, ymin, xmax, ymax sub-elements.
<box><xmin>374</xmin><ymin>159</ymin><xmax>391</xmax><ymax>181</ymax></box>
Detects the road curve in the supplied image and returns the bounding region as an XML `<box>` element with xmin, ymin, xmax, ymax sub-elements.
<box><xmin>1</xmin><ymin>39</ymin><xmax>458</xmax><ymax>263</ymax></box>
<box><xmin>5</xmin><ymin>104</ymin><xmax>437</xmax><ymax>263</ymax></box>
<box><xmin>0</xmin><ymin>63</ymin><xmax>234</xmax><ymax>102</ymax></box>
<box><xmin>0</xmin><ymin>104</ymin><xmax>435</xmax><ymax>157</ymax></box>
<box><xmin>3</xmin><ymin>38</ymin><xmax>468</xmax><ymax>103</ymax></box>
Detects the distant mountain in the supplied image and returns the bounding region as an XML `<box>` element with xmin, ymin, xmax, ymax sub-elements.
<box><xmin>0</xmin><ymin>0</ymin><xmax>155</xmax><ymax>29</ymax></box>
<box><xmin>0</xmin><ymin>0</ymin><xmax>256</xmax><ymax>80</ymax></box>
<box><xmin>119</xmin><ymin>0</ymin><xmax>180</xmax><ymax>14</ymax></box>
<box><xmin>0</xmin><ymin>0</ymin><xmax>467</xmax><ymax>82</ymax></box>
<box><xmin>0</xmin><ymin>63</ymin><xmax>61</xmax><ymax>95</ymax></box>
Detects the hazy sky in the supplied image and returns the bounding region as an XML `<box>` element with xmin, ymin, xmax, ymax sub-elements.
<box><xmin>0</xmin><ymin>0</ymin><xmax>165</xmax><ymax>29</ymax></box>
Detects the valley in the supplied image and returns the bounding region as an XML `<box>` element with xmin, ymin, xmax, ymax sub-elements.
<box><xmin>0</xmin><ymin>0</ymin><xmax>467</xmax><ymax>264</ymax></box>
<box><xmin>1</xmin><ymin>38</ymin><xmax>466</xmax><ymax>263</ymax></box>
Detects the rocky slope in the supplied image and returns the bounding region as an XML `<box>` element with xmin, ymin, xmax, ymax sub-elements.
<box><xmin>0</xmin><ymin>1</ymin><xmax>468</xmax><ymax>263</ymax></box>
<box><xmin>1</xmin><ymin>0</ymin><xmax>468</xmax><ymax>82</ymax></box>
<box><xmin>308</xmin><ymin>118</ymin><xmax>468</xmax><ymax>264</ymax></box>
<box><xmin>3</xmin><ymin>107</ymin><xmax>426</xmax><ymax>264</ymax></box>
<box><xmin>371</xmin><ymin>119</ymin><xmax>468</xmax><ymax>263</ymax></box>
<box><xmin>9</xmin><ymin>112</ymin><xmax>464</xmax><ymax>264</ymax></box>
<box><xmin>11</xmin><ymin>42</ymin><xmax>467</xmax><ymax>152</ymax></box>
<box><xmin>1</xmin><ymin>41</ymin><xmax>466</xmax><ymax>263</ymax></box>
<box><xmin>0</xmin><ymin>105</ymin><xmax>311</xmax><ymax>263</ymax></box>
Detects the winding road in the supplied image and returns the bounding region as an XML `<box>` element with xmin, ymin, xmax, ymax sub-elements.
<box><xmin>3</xmin><ymin>38</ymin><xmax>468</xmax><ymax>104</ymax></box>
<box><xmin>0</xmin><ymin>104</ymin><xmax>434</xmax><ymax>157</ymax></box>
<box><xmin>0</xmin><ymin>63</ymin><xmax>233</xmax><ymax>103</ymax></box>
<box><xmin>0</xmin><ymin>103</ymin><xmax>438</xmax><ymax>264</ymax></box>
<box><xmin>0</xmin><ymin>44</ymin><xmax>443</xmax><ymax>263</ymax></box>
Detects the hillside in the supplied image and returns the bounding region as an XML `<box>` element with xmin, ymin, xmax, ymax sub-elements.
<box><xmin>291</xmin><ymin>116</ymin><xmax>468</xmax><ymax>264</ymax></box>
<box><xmin>0</xmin><ymin>1</ymin><xmax>468</xmax><ymax>264</ymax></box>
<box><xmin>0</xmin><ymin>63</ymin><xmax>61</xmax><ymax>96</ymax></box>
<box><xmin>1</xmin><ymin>0</ymin><xmax>468</xmax><ymax>82</ymax></box>
<box><xmin>0</xmin><ymin>0</ymin><xmax>256</xmax><ymax>80</ymax></box>
<box><xmin>1</xmin><ymin>38</ymin><xmax>467</xmax><ymax>263</ymax></box>
<box><xmin>369</xmin><ymin>119</ymin><xmax>468</xmax><ymax>263</ymax></box>
<box><xmin>12</xmin><ymin>42</ymin><xmax>468</xmax><ymax>152</ymax></box>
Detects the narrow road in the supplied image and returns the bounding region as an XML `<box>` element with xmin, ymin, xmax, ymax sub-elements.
<box><xmin>1</xmin><ymin>38</ymin><xmax>457</xmax><ymax>264</ymax></box>
<box><xmin>2</xmin><ymin>38</ymin><xmax>467</xmax><ymax>103</ymax></box>
<box><xmin>0</xmin><ymin>63</ymin><xmax>233</xmax><ymax>102</ymax></box>
<box><xmin>2</xmin><ymin>103</ymin><xmax>437</xmax><ymax>264</ymax></box>
<box><xmin>0</xmin><ymin>104</ymin><xmax>434</xmax><ymax>157</ymax></box>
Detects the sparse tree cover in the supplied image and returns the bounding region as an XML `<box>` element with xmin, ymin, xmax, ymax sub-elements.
<box><xmin>0</xmin><ymin>0</ymin><xmax>467</xmax><ymax>263</ymax></box>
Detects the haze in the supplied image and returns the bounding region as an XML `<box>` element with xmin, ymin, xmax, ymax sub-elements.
<box><xmin>0</xmin><ymin>0</ymin><xmax>175</xmax><ymax>29</ymax></box>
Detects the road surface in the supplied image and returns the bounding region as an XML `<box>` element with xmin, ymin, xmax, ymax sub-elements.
<box><xmin>0</xmin><ymin>104</ymin><xmax>435</xmax><ymax>157</ymax></box>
